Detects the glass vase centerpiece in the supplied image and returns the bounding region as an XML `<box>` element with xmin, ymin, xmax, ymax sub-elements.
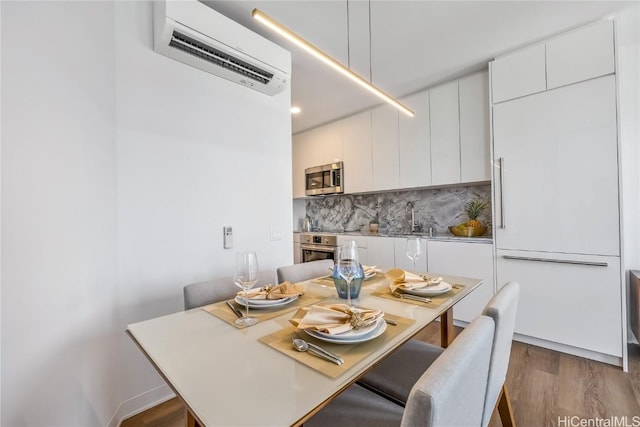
<box><xmin>333</xmin><ymin>241</ymin><xmax>364</xmax><ymax>304</ymax></box>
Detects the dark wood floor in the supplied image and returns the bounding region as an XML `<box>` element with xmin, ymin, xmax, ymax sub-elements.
<box><xmin>122</xmin><ymin>323</ymin><xmax>640</xmax><ymax>427</ymax></box>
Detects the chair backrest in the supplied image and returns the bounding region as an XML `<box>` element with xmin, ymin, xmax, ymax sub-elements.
<box><xmin>276</xmin><ymin>259</ymin><xmax>334</xmax><ymax>284</ymax></box>
<box><xmin>183</xmin><ymin>270</ymin><xmax>277</xmax><ymax>310</ymax></box>
<box><xmin>481</xmin><ymin>281</ymin><xmax>520</xmax><ymax>426</ymax></box>
<box><xmin>401</xmin><ymin>315</ymin><xmax>495</xmax><ymax>427</ymax></box>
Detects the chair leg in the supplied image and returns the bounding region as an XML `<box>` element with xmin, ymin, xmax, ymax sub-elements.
<box><xmin>497</xmin><ymin>385</ymin><xmax>516</xmax><ymax>427</ymax></box>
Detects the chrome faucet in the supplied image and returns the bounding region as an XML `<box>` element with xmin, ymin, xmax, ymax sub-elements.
<box><xmin>406</xmin><ymin>202</ymin><xmax>419</xmax><ymax>233</ymax></box>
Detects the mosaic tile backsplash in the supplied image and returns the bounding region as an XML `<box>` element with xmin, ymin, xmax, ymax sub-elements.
<box><xmin>305</xmin><ymin>184</ymin><xmax>492</xmax><ymax>235</ymax></box>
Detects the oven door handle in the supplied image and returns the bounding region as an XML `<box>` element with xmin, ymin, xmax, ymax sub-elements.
<box><xmin>301</xmin><ymin>244</ymin><xmax>337</xmax><ymax>252</ymax></box>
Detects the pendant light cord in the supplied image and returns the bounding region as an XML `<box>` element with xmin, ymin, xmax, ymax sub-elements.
<box><xmin>346</xmin><ymin>0</ymin><xmax>351</xmax><ymax>69</ymax></box>
<box><xmin>368</xmin><ymin>0</ymin><xmax>372</xmax><ymax>83</ymax></box>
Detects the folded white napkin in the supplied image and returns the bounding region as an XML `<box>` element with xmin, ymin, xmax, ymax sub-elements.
<box><xmin>290</xmin><ymin>304</ymin><xmax>383</xmax><ymax>335</ymax></box>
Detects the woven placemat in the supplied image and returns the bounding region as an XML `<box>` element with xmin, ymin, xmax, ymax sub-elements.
<box><xmin>371</xmin><ymin>284</ymin><xmax>465</xmax><ymax>308</ymax></box>
<box><xmin>202</xmin><ymin>292</ymin><xmax>325</xmax><ymax>328</ymax></box>
<box><xmin>259</xmin><ymin>313</ymin><xmax>415</xmax><ymax>378</ymax></box>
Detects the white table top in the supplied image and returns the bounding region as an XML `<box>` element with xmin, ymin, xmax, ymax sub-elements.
<box><xmin>127</xmin><ymin>274</ymin><xmax>482</xmax><ymax>426</ymax></box>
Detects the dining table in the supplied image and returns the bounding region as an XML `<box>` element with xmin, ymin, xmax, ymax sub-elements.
<box><xmin>126</xmin><ymin>272</ymin><xmax>483</xmax><ymax>427</ymax></box>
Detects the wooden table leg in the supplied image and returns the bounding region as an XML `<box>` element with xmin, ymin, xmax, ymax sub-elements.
<box><xmin>497</xmin><ymin>385</ymin><xmax>516</xmax><ymax>427</ymax></box>
<box><xmin>187</xmin><ymin>409</ymin><xmax>202</xmax><ymax>427</ymax></box>
<box><xmin>440</xmin><ymin>308</ymin><xmax>455</xmax><ymax>348</ymax></box>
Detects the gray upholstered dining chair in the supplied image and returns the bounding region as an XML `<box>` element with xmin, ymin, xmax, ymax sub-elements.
<box><xmin>305</xmin><ymin>315</ymin><xmax>495</xmax><ymax>427</ymax></box>
<box><xmin>183</xmin><ymin>270</ymin><xmax>277</xmax><ymax>310</ymax></box>
<box><xmin>276</xmin><ymin>259</ymin><xmax>334</xmax><ymax>283</ymax></box>
<box><xmin>357</xmin><ymin>281</ymin><xmax>520</xmax><ymax>427</ymax></box>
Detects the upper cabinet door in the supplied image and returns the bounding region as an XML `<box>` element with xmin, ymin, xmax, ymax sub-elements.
<box><xmin>292</xmin><ymin>130</ymin><xmax>323</xmax><ymax>198</ymax></box>
<box><xmin>399</xmin><ymin>90</ymin><xmax>431</xmax><ymax>189</ymax></box>
<box><xmin>342</xmin><ymin>110</ymin><xmax>372</xmax><ymax>194</ymax></box>
<box><xmin>371</xmin><ymin>105</ymin><xmax>400</xmax><ymax>191</ymax></box>
<box><xmin>430</xmin><ymin>80</ymin><xmax>461</xmax><ymax>185</ymax></box>
<box><xmin>546</xmin><ymin>20</ymin><xmax>614</xmax><ymax>90</ymax></box>
<box><xmin>491</xmin><ymin>44</ymin><xmax>546</xmax><ymax>103</ymax></box>
<box><xmin>459</xmin><ymin>71</ymin><xmax>490</xmax><ymax>182</ymax></box>
<box><xmin>322</xmin><ymin>121</ymin><xmax>343</xmax><ymax>164</ymax></box>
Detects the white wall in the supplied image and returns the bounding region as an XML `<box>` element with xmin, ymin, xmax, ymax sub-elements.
<box><xmin>1</xmin><ymin>1</ymin><xmax>119</xmax><ymax>425</ymax></box>
<box><xmin>1</xmin><ymin>1</ymin><xmax>293</xmax><ymax>425</ymax></box>
<box><xmin>114</xmin><ymin>1</ymin><xmax>293</xmax><ymax>412</ymax></box>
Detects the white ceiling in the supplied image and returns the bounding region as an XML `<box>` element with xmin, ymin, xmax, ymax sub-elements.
<box><xmin>204</xmin><ymin>1</ymin><xmax>637</xmax><ymax>134</ymax></box>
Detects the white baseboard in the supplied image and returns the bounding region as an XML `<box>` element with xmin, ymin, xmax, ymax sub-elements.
<box><xmin>107</xmin><ymin>384</ymin><xmax>175</xmax><ymax>427</ymax></box>
<box><xmin>513</xmin><ymin>333</ymin><xmax>623</xmax><ymax>367</ymax></box>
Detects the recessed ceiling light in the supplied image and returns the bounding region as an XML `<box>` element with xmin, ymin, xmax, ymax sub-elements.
<box><xmin>291</xmin><ymin>106</ymin><xmax>302</xmax><ymax>114</ymax></box>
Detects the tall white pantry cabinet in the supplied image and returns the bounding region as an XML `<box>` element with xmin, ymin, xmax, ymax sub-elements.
<box><xmin>490</xmin><ymin>20</ymin><xmax>626</xmax><ymax>367</ymax></box>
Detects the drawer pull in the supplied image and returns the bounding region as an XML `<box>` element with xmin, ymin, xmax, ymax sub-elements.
<box><xmin>502</xmin><ymin>255</ymin><xmax>608</xmax><ymax>267</ymax></box>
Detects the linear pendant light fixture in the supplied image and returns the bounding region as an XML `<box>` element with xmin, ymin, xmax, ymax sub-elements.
<box><xmin>252</xmin><ymin>8</ymin><xmax>415</xmax><ymax>117</ymax></box>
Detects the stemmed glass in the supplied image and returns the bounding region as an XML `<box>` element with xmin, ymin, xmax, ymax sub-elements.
<box><xmin>233</xmin><ymin>251</ymin><xmax>259</xmax><ymax>327</ymax></box>
<box><xmin>406</xmin><ymin>237</ymin><xmax>422</xmax><ymax>271</ymax></box>
<box><xmin>337</xmin><ymin>241</ymin><xmax>359</xmax><ymax>308</ymax></box>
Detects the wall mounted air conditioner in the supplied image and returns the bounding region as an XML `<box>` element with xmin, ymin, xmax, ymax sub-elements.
<box><xmin>153</xmin><ymin>1</ymin><xmax>290</xmax><ymax>96</ymax></box>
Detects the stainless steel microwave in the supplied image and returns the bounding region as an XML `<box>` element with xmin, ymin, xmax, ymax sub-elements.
<box><xmin>305</xmin><ymin>162</ymin><xmax>343</xmax><ymax>196</ymax></box>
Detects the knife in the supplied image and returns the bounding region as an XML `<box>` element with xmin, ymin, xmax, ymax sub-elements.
<box><xmin>226</xmin><ymin>300</ymin><xmax>243</xmax><ymax>318</ymax></box>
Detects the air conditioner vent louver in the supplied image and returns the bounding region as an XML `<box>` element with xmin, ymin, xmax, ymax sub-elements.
<box><xmin>170</xmin><ymin>31</ymin><xmax>273</xmax><ymax>85</ymax></box>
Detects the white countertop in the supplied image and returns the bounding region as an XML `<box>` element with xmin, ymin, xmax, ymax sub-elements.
<box><xmin>294</xmin><ymin>230</ymin><xmax>493</xmax><ymax>244</ymax></box>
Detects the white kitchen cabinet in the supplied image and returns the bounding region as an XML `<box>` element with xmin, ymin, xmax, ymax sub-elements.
<box><xmin>366</xmin><ymin>236</ymin><xmax>395</xmax><ymax>271</ymax></box>
<box><xmin>337</xmin><ymin>235</ymin><xmax>368</xmax><ymax>265</ymax></box>
<box><xmin>399</xmin><ymin>90</ymin><xmax>431</xmax><ymax>188</ymax></box>
<box><xmin>427</xmin><ymin>241</ymin><xmax>494</xmax><ymax>323</ymax></box>
<box><xmin>293</xmin><ymin>233</ymin><xmax>301</xmax><ymax>264</ymax></box>
<box><xmin>292</xmin><ymin>129</ymin><xmax>323</xmax><ymax>198</ymax></box>
<box><xmin>394</xmin><ymin>237</ymin><xmax>428</xmax><ymax>272</ymax></box>
<box><xmin>459</xmin><ymin>71</ymin><xmax>491</xmax><ymax>182</ymax></box>
<box><xmin>491</xmin><ymin>43</ymin><xmax>546</xmax><ymax>103</ymax></box>
<box><xmin>546</xmin><ymin>20</ymin><xmax>614</xmax><ymax>90</ymax></box>
<box><xmin>322</xmin><ymin>121</ymin><xmax>343</xmax><ymax>164</ymax></box>
<box><xmin>371</xmin><ymin>105</ymin><xmax>400</xmax><ymax>191</ymax></box>
<box><xmin>496</xmin><ymin>249</ymin><xmax>622</xmax><ymax>358</ymax></box>
<box><xmin>430</xmin><ymin>80</ymin><xmax>461</xmax><ymax>185</ymax></box>
<box><xmin>342</xmin><ymin>111</ymin><xmax>373</xmax><ymax>194</ymax></box>
<box><xmin>493</xmin><ymin>75</ymin><xmax>620</xmax><ymax>256</ymax></box>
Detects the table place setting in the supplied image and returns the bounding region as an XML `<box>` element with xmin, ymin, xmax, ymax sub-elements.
<box><xmin>258</xmin><ymin>303</ymin><xmax>415</xmax><ymax>378</ymax></box>
<box><xmin>312</xmin><ymin>265</ymin><xmax>387</xmax><ymax>288</ymax></box>
<box><xmin>202</xmin><ymin>282</ymin><xmax>325</xmax><ymax>328</ymax></box>
<box><xmin>371</xmin><ymin>268</ymin><xmax>465</xmax><ymax>307</ymax></box>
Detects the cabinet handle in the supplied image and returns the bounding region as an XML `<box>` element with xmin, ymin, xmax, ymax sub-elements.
<box><xmin>499</xmin><ymin>157</ymin><xmax>505</xmax><ymax>229</ymax></box>
<box><xmin>502</xmin><ymin>255</ymin><xmax>608</xmax><ymax>267</ymax></box>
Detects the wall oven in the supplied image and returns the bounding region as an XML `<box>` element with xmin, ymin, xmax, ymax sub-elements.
<box><xmin>300</xmin><ymin>234</ymin><xmax>338</xmax><ymax>263</ymax></box>
<box><xmin>305</xmin><ymin>162</ymin><xmax>343</xmax><ymax>196</ymax></box>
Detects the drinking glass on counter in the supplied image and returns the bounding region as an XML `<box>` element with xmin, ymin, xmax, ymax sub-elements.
<box><xmin>406</xmin><ymin>236</ymin><xmax>422</xmax><ymax>270</ymax></box>
<box><xmin>233</xmin><ymin>251</ymin><xmax>259</xmax><ymax>327</ymax></box>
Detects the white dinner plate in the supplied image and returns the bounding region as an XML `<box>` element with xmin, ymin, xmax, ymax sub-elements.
<box><xmin>303</xmin><ymin>318</ymin><xmax>387</xmax><ymax>344</ymax></box>
<box><xmin>401</xmin><ymin>281</ymin><xmax>452</xmax><ymax>297</ymax></box>
<box><xmin>234</xmin><ymin>294</ymin><xmax>298</xmax><ymax>309</ymax></box>
<box><xmin>310</xmin><ymin>317</ymin><xmax>382</xmax><ymax>340</ymax></box>
<box><xmin>364</xmin><ymin>271</ymin><xmax>377</xmax><ymax>280</ymax></box>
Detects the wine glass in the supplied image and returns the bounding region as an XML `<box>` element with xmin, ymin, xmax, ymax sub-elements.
<box><xmin>406</xmin><ymin>237</ymin><xmax>421</xmax><ymax>271</ymax></box>
<box><xmin>337</xmin><ymin>241</ymin><xmax>359</xmax><ymax>307</ymax></box>
<box><xmin>233</xmin><ymin>251</ymin><xmax>259</xmax><ymax>327</ymax></box>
